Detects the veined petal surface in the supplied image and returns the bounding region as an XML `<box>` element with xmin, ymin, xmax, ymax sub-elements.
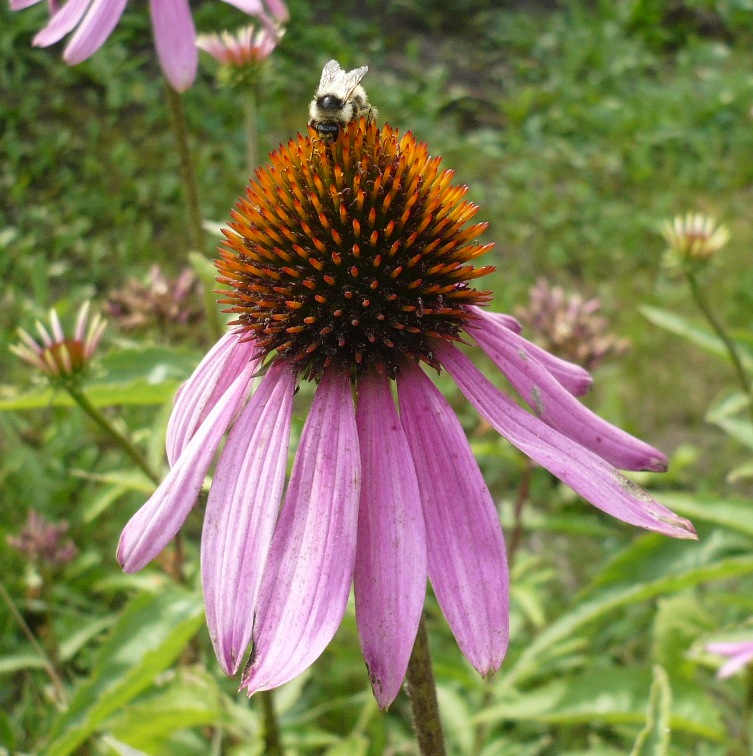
<box><xmin>354</xmin><ymin>371</ymin><xmax>426</xmax><ymax>709</ymax></box>
<box><xmin>62</xmin><ymin>0</ymin><xmax>128</xmax><ymax>63</ymax></box>
<box><xmin>33</xmin><ymin>0</ymin><xmax>91</xmax><ymax>46</ymax></box>
<box><xmin>469</xmin><ymin>306</ymin><xmax>592</xmax><ymax>396</ymax></box>
<box><xmin>398</xmin><ymin>362</ymin><xmax>509</xmax><ymax>675</ymax></box>
<box><xmin>149</xmin><ymin>0</ymin><xmax>198</xmax><ymax>92</ymax></box>
<box><xmin>437</xmin><ymin>342</ymin><xmax>696</xmax><ymax>540</ymax></box>
<box><xmin>202</xmin><ymin>362</ymin><xmax>295</xmax><ymax>675</ymax></box>
<box><xmin>242</xmin><ymin>368</ymin><xmax>361</xmax><ymax>694</ymax></box>
<box><xmin>117</xmin><ymin>359</ymin><xmax>257</xmax><ymax>572</ymax></box>
<box><xmin>469</xmin><ymin>309</ymin><xmax>667</xmax><ymax>471</ymax></box>
<box><xmin>167</xmin><ymin>332</ymin><xmax>258</xmax><ymax>466</ymax></box>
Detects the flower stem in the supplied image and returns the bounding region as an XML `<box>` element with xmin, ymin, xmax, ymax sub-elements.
<box><xmin>244</xmin><ymin>86</ymin><xmax>259</xmax><ymax>176</ymax></box>
<box><xmin>405</xmin><ymin>615</ymin><xmax>446</xmax><ymax>755</ymax></box>
<box><xmin>259</xmin><ymin>689</ymin><xmax>284</xmax><ymax>755</ymax></box>
<box><xmin>0</xmin><ymin>579</ymin><xmax>68</xmax><ymax>705</ymax></box>
<box><xmin>66</xmin><ymin>386</ymin><xmax>161</xmax><ymax>485</ymax></box>
<box><xmin>686</xmin><ymin>271</ymin><xmax>753</xmax><ymax>426</ymax></box>
<box><xmin>165</xmin><ymin>83</ymin><xmax>205</xmax><ymax>253</ymax></box>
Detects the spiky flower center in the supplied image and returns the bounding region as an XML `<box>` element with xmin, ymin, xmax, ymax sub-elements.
<box><xmin>217</xmin><ymin>119</ymin><xmax>495</xmax><ymax>381</ymax></box>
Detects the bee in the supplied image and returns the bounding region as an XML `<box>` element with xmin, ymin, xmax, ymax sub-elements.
<box><xmin>308</xmin><ymin>59</ymin><xmax>377</xmax><ymax>140</ymax></box>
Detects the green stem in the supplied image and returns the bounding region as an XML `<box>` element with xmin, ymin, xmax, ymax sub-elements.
<box><xmin>259</xmin><ymin>689</ymin><xmax>284</xmax><ymax>755</ymax></box>
<box><xmin>66</xmin><ymin>386</ymin><xmax>161</xmax><ymax>485</ymax></box>
<box><xmin>165</xmin><ymin>83</ymin><xmax>205</xmax><ymax>253</ymax></box>
<box><xmin>686</xmin><ymin>271</ymin><xmax>753</xmax><ymax>426</ymax></box>
<box><xmin>0</xmin><ymin>579</ymin><xmax>68</xmax><ymax>705</ymax></box>
<box><xmin>244</xmin><ymin>86</ymin><xmax>259</xmax><ymax>176</ymax></box>
<box><xmin>405</xmin><ymin>615</ymin><xmax>446</xmax><ymax>756</ymax></box>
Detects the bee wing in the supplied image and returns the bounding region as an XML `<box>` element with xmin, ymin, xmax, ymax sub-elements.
<box><xmin>316</xmin><ymin>59</ymin><xmax>369</xmax><ymax>101</ymax></box>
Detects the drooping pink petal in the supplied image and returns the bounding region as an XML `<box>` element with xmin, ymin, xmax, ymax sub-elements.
<box><xmin>220</xmin><ymin>0</ymin><xmax>264</xmax><ymax>14</ymax></box>
<box><xmin>707</xmin><ymin>641</ymin><xmax>753</xmax><ymax>679</ymax></box>
<box><xmin>354</xmin><ymin>371</ymin><xmax>426</xmax><ymax>709</ymax></box>
<box><xmin>10</xmin><ymin>0</ymin><xmax>44</xmax><ymax>10</ymax></box>
<box><xmin>263</xmin><ymin>0</ymin><xmax>289</xmax><ymax>22</ymax></box>
<box><xmin>202</xmin><ymin>362</ymin><xmax>295</xmax><ymax>675</ymax></box>
<box><xmin>437</xmin><ymin>342</ymin><xmax>696</xmax><ymax>540</ymax></box>
<box><xmin>149</xmin><ymin>0</ymin><xmax>198</xmax><ymax>92</ymax></box>
<box><xmin>62</xmin><ymin>0</ymin><xmax>128</xmax><ymax>64</ymax></box>
<box><xmin>117</xmin><ymin>359</ymin><xmax>257</xmax><ymax>572</ymax></box>
<box><xmin>398</xmin><ymin>362</ymin><xmax>509</xmax><ymax>675</ymax></box>
<box><xmin>242</xmin><ymin>368</ymin><xmax>361</xmax><ymax>694</ymax></box>
<box><xmin>468</xmin><ymin>306</ymin><xmax>592</xmax><ymax>396</ymax></box>
<box><xmin>32</xmin><ymin>0</ymin><xmax>91</xmax><ymax>47</ymax></box>
<box><xmin>166</xmin><ymin>332</ymin><xmax>258</xmax><ymax>466</ymax></box>
<box><xmin>468</xmin><ymin>309</ymin><xmax>667</xmax><ymax>472</ymax></box>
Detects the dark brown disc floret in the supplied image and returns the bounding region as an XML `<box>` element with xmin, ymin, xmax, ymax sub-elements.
<box><xmin>216</xmin><ymin>119</ymin><xmax>495</xmax><ymax>382</ymax></box>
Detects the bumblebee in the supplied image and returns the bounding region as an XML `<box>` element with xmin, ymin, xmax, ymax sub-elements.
<box><xmin>308</xmin><ymin>60</ymin><xmax>377</xmax><ymax>139</ymax></box>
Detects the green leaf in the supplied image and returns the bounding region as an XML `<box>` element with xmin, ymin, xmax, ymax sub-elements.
<box><xmin>105</xmin><ymin>669</ymin><xmax>223</xmax><ymax>752</ymax></box>
<box><xmin>630</xmin><ymin>666</ymin><xmax>672</xmax><ymax>756</ymax></box>
<box><xmin>502</xmin><ymin>535</ymin><xmax>753</xmax><ymax>689</ymax></box>
<box><xmin>639</xmin><ymin>306</ymin><xmax>753</xmax><ymax>370</ymax></box>
<box><xmin>0</xmin><ymin>653</ymin><xmax>46</xmax><ymax>675</ymax></box>
<box><xmin>46</xmin><ymin>587</ymin><xmax>204</xmax><ymax>756</ymax></box>
<box><xmin>479</xmin><ymin>667</ymin><xmax>723</xmax><ymax>741</ymax></box>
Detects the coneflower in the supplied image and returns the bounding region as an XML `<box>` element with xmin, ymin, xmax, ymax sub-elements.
<box><xmin>117</xmin><ymin>119</ymin><xmax>695</xmax><ymax>708</ymax></box>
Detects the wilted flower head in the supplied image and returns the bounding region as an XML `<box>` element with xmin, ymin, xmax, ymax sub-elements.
<box><xmin>515</xmin><ymin>278</ymin><xmax>630</xmax><ymax>371</ymax></box>
<box><xmin>706</xmin><ymin>639</ymin><xmax>753</xmax><ymax>679</ymax></box>
<box><xmin>662</xmin><ymin>213</ymin><xmax>730</xmax><ymax>271</ymax></box>
<box><xmin>198</xmin><ymin>23</ymin><xmax>284</xmax><ymax>88</ymax></box>
<box><xmin>118</xmin><ymin>119</ymin><xmax>695</xmax><ymax>709</ymax></box>
<box><xmin>11</xmin><ymin>0</ymin><xmax>289</xmax><ymax>92</ymax></box>
<box><xmin>105</xmin><ymin>265</ymin><xmax>203</xmax><ymax>332</ymax></box>
<box><xmin>7</xmin><ymin>510</ymin><xmax>77</xmax><ymax>567</ymax></box>
<box><xmin>10</xmin><ymin>301</ymin><xmax>106</xmax><ymax>382</ymax></box>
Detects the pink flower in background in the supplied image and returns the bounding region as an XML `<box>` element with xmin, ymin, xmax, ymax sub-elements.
<box><xmin>706</xmin><ymin>640</ymin><xmax>753</xmax><ymax>678</ymax></box>
<box><xmin>10</xmin><ymin>301</ymin><xmax>106</xmax><ymax>379</ymax></box>
<box><xmin>197</xmin><ymin>23</ymin><xmax>284</xmax><ymax>68</ymax></box>
<box><xmin>117</xmin><ymin>121</ymin><xmax>696</xmax><ymax>708</ymax></box>
<box><xmin>10</xmin><ymin>0</ymin><xmax>289</xmax><ymax>91</ymax></box>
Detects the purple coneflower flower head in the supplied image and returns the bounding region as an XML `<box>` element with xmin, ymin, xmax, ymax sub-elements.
<box><xmin>11</xmin><ymin>0</ymin><xmax>288</xmax><ymax>92</ymax></box>
<box><xmin>706</xmin><ymin>639</ymin><xmax>753</xmax><ymax>679</ymax></box>
<box><xmin>117</xmin><ymin>119</ymin><xmax>696</xmax><ymax>708</ymax></box>
<box><xmin>515</xmin><ymin>278</ymin><xmax>630</xmax><ymax>371</ymax></box>
<box><xmin>7</xmin><ymin>510</ymin><xmax>77</xmax><ymax>567</ymax></box>
<box><xmin>662</xmin><ymin>212</ymin><xmax>730</xmax><ymax>273</ymax></box>
<box><xmin>10</xmin><ymin>301</ymin><xmax>106</xmax><ymax>381</ymax></box>
<box><xmin>197</xmin><ymin>22</ymin><xmax>283</xmax><ymax>69</ymax></box>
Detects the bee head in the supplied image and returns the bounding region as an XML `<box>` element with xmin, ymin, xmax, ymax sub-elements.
<box><xmin>317</xmin><ymin>94</ymin><xmax>343</xmax><ymax>112</ymax></box>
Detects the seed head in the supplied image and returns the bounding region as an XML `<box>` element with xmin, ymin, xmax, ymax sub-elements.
<box><xmin>217</xmin><ymin>119</ymin><xmax>495</xmax><ymax>382</ymax></box>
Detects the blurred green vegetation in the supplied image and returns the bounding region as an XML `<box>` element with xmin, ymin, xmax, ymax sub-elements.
<box><xmin>2</xmin><ymin>0</ymin><xmax>753</xmax><ymax>753</ymax></box>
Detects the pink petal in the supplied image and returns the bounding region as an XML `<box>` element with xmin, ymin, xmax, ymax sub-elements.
<box><xmin>354</xmin><ymin>371</ymin><xmax>426</xmax><ymax>709</ymax></box>
<box><xmin>263</xmin><ymin>0</ymin><xmax>289</xmax><ymax>22</ymax></box>
<box><xmin>11</xmin><ymin>0</ymin><xmax>44</xmax><ymax>10</ymax></box>
<box><xmin>167</xmin><ymin>332</ymin><xmax>258</xmax><ymax>467</ymax></box>
<box><xmin>718</xmin><ymin>649</ymin><xmax>753</xmax><ymax>679</ymax></box>
<box><xmin>117</xmin><ymin>359</ymin><xmax>257</xmax><ymax>572</ymax></box>
<box><xmin>468</xmin><ymin>309</ymin><xmax>667</xmax><ymax>472</ymax></box>
<box><xmin>468</xmin><ymin>306</ymin><xmax>591</xmax><ymax>396</ymax></box>
<box><xmin>149</xmin><ymin>0</ymin><xmax>197</xmax><ymax>92</ymax></box>
<box><xmin>202</xmin><ymin>363</ymin><xmax>295</xmax><ymax>675</ymax></box>
<box><xmin>242</xmin><ymin>368</ymin><xmax>360</xmax><ymax>694</ymax></box>
<box><xmin>221</xmin><ymin>0</ymin><xmax>264</xmax><ymax>14</ymax></box>
<box><xmin>62</xmin><ymin>0</ymin><xmax>128</xmax><ymax>64</ymax></box>
<box><xmin>437</xmin><ymin>342</ymin><xmax>696</xmax><ymax>540</ymax></box>
<box><xmin>32</xmin><ymin>0</ymin><xmax>91</xmax><ymax>47</ymax></box>
<box><xmin>398</xmin><ymin>362</ymin><xmax>509</xmax><ymax>675</ymax></box>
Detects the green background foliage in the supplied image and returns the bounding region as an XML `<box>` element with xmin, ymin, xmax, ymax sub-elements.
<box><xmin>1</xmin><ymin>0</ymin><xmax>753</xmax><ymax>753</ymax></box>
